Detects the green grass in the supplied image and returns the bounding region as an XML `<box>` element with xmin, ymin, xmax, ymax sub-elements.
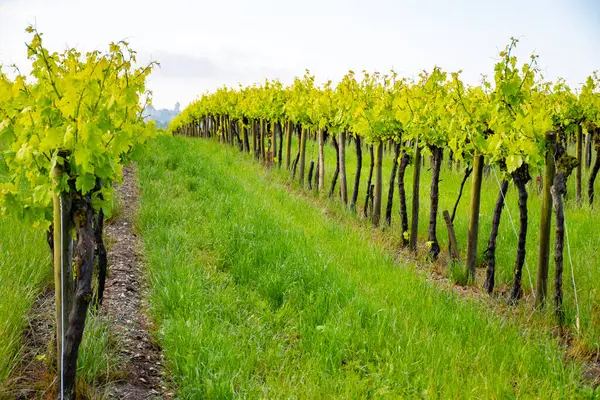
<box><xmin>285</xmin><ymin>132</ymin><xmax>600</xmax><ymax>352</ymax></box>
<box><xmin>137</xmin><ymin>136</ymin><xmax>595</xmax><ymax>398</ymax></box>
<box><xmin>76</xmin><ymin>311</ymin><xmax>121</xmax><ymax>398</ymax></box>
<box><xmin>0</xmin><ymin>215</ymin><xmax>51</xmax><ymax>384</ymax></box>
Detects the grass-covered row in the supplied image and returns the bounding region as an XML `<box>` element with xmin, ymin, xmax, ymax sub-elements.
<box><xmin>285</xmin><ymin>133</ymin><xmax>600</xmax><ymax>353</ymax></box>
<box><xmin>0</xmin><ymin>215</ymin><xmax>51</xmax><ymax>383</ymax></box>
<box><xmin>201</xmin><ymin>129</ymin><xmax>600</xmax><ymax>353</ymax></box>
<box><xmin>137</xmin><ymin>136</ymin><xmax>592</xmax><ymax>398</ymax></box>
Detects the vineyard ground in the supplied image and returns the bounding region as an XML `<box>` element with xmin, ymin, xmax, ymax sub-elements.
<box><xmin>0</xmin><ymin>132</ymin><xmax>597</xmax><ymax>398</ymax></box>
<box><xmin>285</xmin><ymin>132</ymin><xmax>600</xmax><ymax>352</ymax></box>
<box><xmin>135</xmin><ymin>135</ymin><xmax>595</xmax><ymax>398</ymax></box>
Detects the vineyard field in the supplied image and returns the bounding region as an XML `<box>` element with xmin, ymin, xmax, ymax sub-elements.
<box><xmin>1</xmin><ymin>19</ymin><xmax>600</xmax><ymax>398</ymax></box>
<box><xmin>136</xmin><ymin>135</ymin><xmax>593</xmax><ymax>398</ymax></box>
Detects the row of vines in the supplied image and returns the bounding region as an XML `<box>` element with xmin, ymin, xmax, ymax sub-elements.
<box><xmin>0</xmin><ymin>27</ymin><xmax>156</xmax><ymax>399</ymax></box>
<box><xmin>170</xmin><ymin>39</ymin><xmax>600</xmax><ymax>334</ymax></box>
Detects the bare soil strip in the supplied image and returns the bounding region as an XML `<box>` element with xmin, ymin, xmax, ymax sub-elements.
<box><xmin>102</xmin><ymin>165</ymin><xmax>171</xmax><ymax>399</ymax></box>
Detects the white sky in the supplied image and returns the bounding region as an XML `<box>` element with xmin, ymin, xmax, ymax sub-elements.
<box><xmin>1</xmin><ymin>0</ymin><xmax>599</xmax><ymax>109</ymax></box>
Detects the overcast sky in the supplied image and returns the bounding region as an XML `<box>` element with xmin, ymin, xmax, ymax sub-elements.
<box><xmin>1</xmin><ymin>0</ymin><xmax>599</xmax><ymax>109</ymax></box>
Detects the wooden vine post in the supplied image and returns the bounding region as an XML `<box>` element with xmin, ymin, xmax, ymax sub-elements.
<box><xmin>535</xmin><ymin>131</ymin><xmax>556</xmax><ymax>307</ymax></box>
<box><xmin>285</xmin><ymin>121</ymin><xmax>293</xmax><ymax>170</ymax></box>
<box><xmin>261</xmin><ymin>119</ymin><xmax>267</xmax><ymax>162</ymax></box>
<box><xmin>318</xmin><ymin>128</ymin><xmax>325</xmax><ymax>191</ymax></box>
<box><xmin>252</xmin><ymin>120</ymin><xmax>257</xmax><ymax>159</ymax></box>
<box><xmin>218</xmin><ymin>115</ymin><xmax>223</xmax><ymax>144</ymax></box>
<box><xmin>465</xmin><ymin>150</ymin><xmax>484</xmax><ymax>281</ymax></box>
<box><xmin>409</xmin><ymin>140</ymin><xmax>422</xmax><ymax>251</ymax></box>
<box><xmin>338</xmin><ymin>131</ymin><xmax>348</xmax><ymax>204</ymax></box>
<box><xmin>298</xmin><ymin>126</ymin><xmax>308</xmax><ymax>186</ymax></box>
<box><xmin>272</xmin><ymin>121</ymin><xmax>278</xmax><ymax>166</ymax></box>
<box><xmin>576</xmin><ymin>125</ymin><xmax>583</xmax><ymax>203</ymax></box>
<box><xmin>277</xmin><ymin>122</ymin><xmax>283</xmax><ymax>167</ymax></box>
<box><xmin>372</xmin><ymin>141</ymin><xmax>384</xmax><ymax>226</ymax></box>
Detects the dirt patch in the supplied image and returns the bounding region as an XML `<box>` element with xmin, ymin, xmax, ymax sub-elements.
<box><xmin>101</xmin><ymin>164</ymin><xmax>172</xmax><ymax>399</ymax></box>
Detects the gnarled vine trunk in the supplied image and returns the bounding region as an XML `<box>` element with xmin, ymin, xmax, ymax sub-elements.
<box><xmin>242</xmin><ymin>117</ymin><xmax>250</xmax><ymax>152</ymax></box>
<box><xmin>397</xmin><ymin>150</ymin><xmax>410</xmax><ymax>247</ymax></box>
<box><xmin>363</xmin><ymin>145</ymin><xmax>374</xmax><ymax>218</ymax></box>
<box><xmin>329</xmin><ymin>136</ymin><xmax>340</xmax><ymax>198</ymax></box>
<box><xmin>373</xmin><ymin>142</ymin><xmax>384</xmax><ymax>227</ymax></box>
<box><xmin>93</xmin><ymin>208</ymin><xmax>107</xmax><ymax>307</ymax></box>
<box><xmin>350</xmin><ymin>135</ymin><xmax>362</xmax><ymax>211</ymax></box>
<box><xmin>551</xmin><ymin>138</ymin><xmax>578</xmax><ymax>321</ymax></box>
<box><xmin>338</xmin><ymin>132</ymin><xmax>348</xmax><ymax>204</ymax></box>
<box><xmin>409</xmin><ymin>144</ymin><xmax>422</xmax><ymax>252</ymax></box>
<box><xmin>484</xmin><ymin>179</ymin><xmax>509</xmax><ymax>294</ymax></box>
<box><xmin>318</xmin><ymin>128</ymin><xmax>325</xmax><ymax>192</ymax></box>
<box><xmin>63</xmin><ymin>197</ymin><xmax>95</xmax><ymax>399</ymax></box>
<box><xmin>308</xmin><ymin>161</ymin><xmax>315</xmax><ymax>190</ymax></box>
<box><xmin>585</xmin><ymin>132</ymin><xmax>592</xmax><ymax>169</ymax></box>
<box><xmin>509</xmin><ymin>163</ymin><xmax>531</xmax><ymax>302</ymax></box>
<box><xmin>385</xmin><ymin>142</ymin><xmax>401</xmax><ymax>226</ymax></box>
<box><xmin>427</xmin><ymin>146</ymin><xmax>443</xmax><ymax>260</ymax></box>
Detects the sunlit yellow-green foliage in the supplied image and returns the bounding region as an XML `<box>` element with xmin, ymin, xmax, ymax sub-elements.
<box><xmin>170</xmin><ymin>38</ymin><xmax>600</xmax><ymax>176</ymax></box>
<box><xmin>0</xmin><ymin>26</ymin><xmax>157</xmax><ymax>228</ymax></box>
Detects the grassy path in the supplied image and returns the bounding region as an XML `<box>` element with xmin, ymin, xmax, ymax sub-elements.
<box><xmin>137</xmin><ymin>136</ymin><xmax>593</xmax><ymax>398</ymax></box>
